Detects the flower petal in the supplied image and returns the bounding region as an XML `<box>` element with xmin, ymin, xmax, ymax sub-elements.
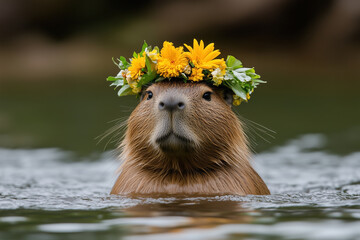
<box><xmin>184</xmin><ymin>44</ymin><xmax>193</xmax><ymax>54</ymax></box>
<box><xmin>203</xmin><ymin>43</ymin><xmax>215</xmax><ymax>56</ymax></box>
<box><xmin>199</xmin><ymin>40</ymin><xmax>204</xmax><ymax>50</ymax></box>
<box><xmin>203</xmin><ymin>50</ymin><xmax>221</xmax><ymax>62</ymax></box>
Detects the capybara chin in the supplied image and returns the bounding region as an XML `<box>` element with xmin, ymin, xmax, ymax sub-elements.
<box><xmin>111</xmin><ymin>80</ymin><xmax>270</xmax><ymax>195</ymax></box>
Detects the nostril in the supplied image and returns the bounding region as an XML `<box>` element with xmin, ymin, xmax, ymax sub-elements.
<box><xmin>177</xmin><ymin>102</ymin><xmax>185</xmax><ymax>109</ymax></box>
<box><xmin>159</xmin><ymin>99</ymin><xmax>185</xmax><ymax>111</ymax></box>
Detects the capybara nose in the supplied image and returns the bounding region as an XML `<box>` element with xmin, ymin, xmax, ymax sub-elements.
<box><xmin>159</xmin><ymin>96</ymin><xmax>185</xmax><ymax>111</ymax></box>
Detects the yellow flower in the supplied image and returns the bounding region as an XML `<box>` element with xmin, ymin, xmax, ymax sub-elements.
<box><xmin>143</xmin><ymin>49</ymin><xmax>159</xmax><ymax>62</ymax></box>
<box><xmin>232</xmin><ymin>93</ymin><xmax>251</xmax><ymax>106</ymax></box>
<box><xmin>189</xmin><ymin>67</ymin><xmax>204</xmax><ymax>82</ymax></box>
<box><xmin>130</xmin><ymin>84</ymin><xmax>141</xmax><ymax>94</ymax></box>
<box><xmin>184</xmin><ymin>39</ymin><xmax>226</xmax><ymax>81</ymax></box>
<box><xmin>211</xmin><ymin>68</ymin><xmax>224</xmax><ymax>86</ymax></box>
<box><xmin>128</xmin><ymin>54</ymin><xmax>146</xmax><ymax>80</ymax></box>
<box><xmin>184</xmin><ymin>39</ymin><xmax>222</xmax><ymax>69</ymax></box>
<box><xmin>233</xmin><ymin>95</ymin><xmax>242</xmax><ymax>106</ymax></box>
<box><xmin>218</xmin><ymin>59</ymin><xmax>227</xmax><ymax>75</ymax></box>
<box><xmin>157</xmin><ymin>41</ymin><xmax>188</xmax><ymax>78</ymax></box>
<box><xmin>127</xmin><ymin>77</ymin><xmax>141</xmax><ymax>94</ymax></box>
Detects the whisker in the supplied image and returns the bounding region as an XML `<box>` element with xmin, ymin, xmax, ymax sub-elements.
<box><xmin>240</xmin><ymin>116</ymin><xmax>276</xmax><ymax>134</ymax></box>
<box><xmin>246</xmin><ymin>121</ymin><xmax>276</xmax><ymax>139</ymax></box>
<box><xmin>107</xmin><ymin>117</ymin><xmax>126</xmax><ymax>124</ymax></box>
<box><xmin>234</xmin><ymin>111</ymin><xmax>276</xmax><ymax>144</ymax></box>
<box><xmin>116</xmin><ymin>105</ymin><xmax>135</xmax><ymax>112</ymax></box>
<box><xmin>95</xmin><ymin>116</ymin><xmax>128</xmax><ymax>151</ymax></box>
<box><xmin>248</xmin><ymin>127</ymin><xmax>272</xmax><ymax>143</ymax></box>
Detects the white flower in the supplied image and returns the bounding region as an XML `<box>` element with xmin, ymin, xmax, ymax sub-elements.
<box><xmin>233</xmin><ymin>68</ymin><xmax>252</xmax><ymax>82</ymax></box>
<box><xmin>116</xmin><ymin>70</ymin><xmax>125</xmax><ymax>78</ymax></box>
<box><xmin>126</xmin><ymin>71</ymin><xmax>132</xmax><ymax>82</ymax></box>
<box><xmin>211</xmin><ymin>68</ymin><xmax>224</xmax><ymax>86</ymax></box>
<box><xmin>145</xmin><ymin>48</ymin><xmax>159</xmax><ymax>62</ymax></box>
<box><xmin>183</xmin><ymin>65</ymin><xmax>192</xmax><ymax>75</ymax></box>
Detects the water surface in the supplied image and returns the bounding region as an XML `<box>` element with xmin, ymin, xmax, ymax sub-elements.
<box><xmin>1</xmin><ymin>134</ymin><xmax>360</xmax><ymax>240</ymax></box>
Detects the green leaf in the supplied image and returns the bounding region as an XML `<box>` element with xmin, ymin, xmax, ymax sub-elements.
<box><xmin>233</xmin><ymin>71</ymin><xmax>251</xmax><ymax>82</ymax></box>
<box><xmin>111</xmin><ymin>56</ymin><xmax>130</xmax><ymax>70</ymax></box>
<box><xmin>245</xmin><ymin>68</ymin><xmax>255</xmax><ymax>73</ymax></box>
<box><xmin>180</xmin><ymin>73</ymin><xmax>188</xmax><ymax>81</ymax></box>
<box><xmin>234</xmin><ymin>67</ymin><xmax>252</xmax><ymax>73</ymax></box>
<box><xmin>253</xmin><ymin>79</ymin><xmax>266</xmax><ymax>83</ymax></box>
<box><xmin>133</xmin><ymin>52</ymin><xmax>138</xmax><ymax>58</ymax></box>
<box><xmin>202</xmin><ymin>69</ymin><xmax>210</xmax><ymax>77</ymax></box>
<box><xmin>107</xmin><ymin>76</ymin><xmax>118</xmax><ymax>81</ymax></box>
<box><xmin>224</xmin><ymin>72</ymin><xmax>233</xmax><ymax>81</ymax></box>
<box><xmin>226</xmin><ymin>55</ymin><xmax>242</xmax><ymax>70</ymax></box>
<box><xmin>141</xmin><ymin>41</ymin><xmax>148</xmax><ymax>54</ymax></box>
<box><xmin>145</xmin><ymin>54</ymin><xmax>156</xmax><ymax>73</ymax></box>
<box><xmin>247</xmin><ymin>72</ymin><xmax>260</xmax><ymax>79</ymax></box>
<box><xmin>119</xmin><ymin>56</ymin><xmax>126</xmax><ymax>63</ymax></box>
<box><xmin>137</xmin><ymin>71</ymin><xmax>157</xmax><ymax>87</ymax></box>
<box><xmin>119</xmin><ymin>56</ymin><xmax>129</xmax><ymax>70</ymax></box>
<box><xmin>117</xmin><ymin>85</ymin><xmax>133</xmax><ymax>96</ymax></box>
<box><xmin>112</xmin><ymin>57</ymin><xmax>120</xmax><ymax>69</ymax></box>
<box><xmin>225</xmin><ymin>81</ymin><xmax>248</xmax><ymax>100</ymax></box>
<box><xmin>154</xmin><ymin>76</ymin><xmax>165</xmax><ymax>82</ymax></box>
<box><xmin>110</xmin><ymin>79</ymin><xmax>124</xmax><ymax>87</ymax></box>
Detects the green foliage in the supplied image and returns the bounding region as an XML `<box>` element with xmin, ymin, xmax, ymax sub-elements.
<box><xmin>106</xmin><ymin>76</ymin><xmax>118</xmax><ymax>81</ymax></box>
<box><xmin>119</xmin><ymin>56</ymin><xmax>130</xmax><ymax>70</ymax></box>
<box><xmin>141</xmin><ymin>41</ymin><xmax>148</xmax><ymax>53</ymax></box>
<box><xmin>154</xmin><ymin>76</ymin><xmax>165</xmax><ymax>82</ymax></box>
<box><xmin>224</xmin><ymin>81</ymin><xmax>247</xmax><ymax>100</ymax></box>
<box><xmin>117</xmin><ymin>85</ymin><xmax>134</xmax><ymax>96</ymax></box>
<box><xmin>223</xmin><ymin>55</ymin><xmax>265</xmax><ymax>101</ymax></box>
<box><xmin>180</xmin><ymin>73</ymin><xmax>188</xmax><ymax>81</ymax></box>
<box><xmin>226</xmin><ymin>55</ymin><xmax>242</xmax><ymax>70</ymax></box>
<box><xmin>137</xmin><ymin>71</ymin><xmax>157</xmax><ymax>87</ymax></box>
<box><xmin>145</xmin><ymin>54</ymin><xmax>155</xmax><ymax>73</ymax></box>
<box><xmin>137</xmin><ymin>55</ymin><xmax>157</xmax><ymax>87</ymax></box>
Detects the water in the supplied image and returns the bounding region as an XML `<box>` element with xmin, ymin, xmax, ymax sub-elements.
<box><xmin>1</xmin><ymin>80</ymin><xmax>360</xmax><ymax>239</ymax></box>
<box><xmin>1</xmin><ymin>134</ymin><xmax>360</xmax><ymax>240</ymax></box>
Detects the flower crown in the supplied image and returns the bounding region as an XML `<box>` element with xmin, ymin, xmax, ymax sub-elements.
<box><xmin>107</xmin><ymin>39</ymin><xmax>265</xmax><ymax>106</ymax></box>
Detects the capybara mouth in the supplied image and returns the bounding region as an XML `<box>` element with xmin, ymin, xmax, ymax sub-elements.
<box><xmin>156</xmin><ymin>131</ymin><xmax>193</xmax><ymax>144</ymax></box>
<box><xmin>155</xmin><ymin>131</ymin><xmax>194</xmax><ymax>152</ymax></box>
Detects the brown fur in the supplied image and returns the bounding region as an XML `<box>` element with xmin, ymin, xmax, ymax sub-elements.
<box><xmin>111</xmin><ymin>81</ymin><xmax>270</xmax><ymax>195</ymax></box>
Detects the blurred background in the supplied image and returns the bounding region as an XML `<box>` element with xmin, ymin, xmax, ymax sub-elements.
<box><xmin>0</xmin><ymin>0</ymin><xmax>359</xmax><ymax>155</ymax></box>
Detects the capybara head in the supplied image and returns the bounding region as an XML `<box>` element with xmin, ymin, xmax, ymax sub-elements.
<box><xmin>122</xmin><ymin>80</ymin><xmax>249</xmax><ymax>173</ymax></box>
<box><xmin>112</xmin><ymin>80</ymin><xmax>270</xmax><ymax>195</ymax></box>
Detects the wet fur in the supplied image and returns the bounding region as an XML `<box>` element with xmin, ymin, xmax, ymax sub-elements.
<box><xmin>111</xmin><ymin>81</ymin><xmax>270</xmax><ymax>195</ymax></box>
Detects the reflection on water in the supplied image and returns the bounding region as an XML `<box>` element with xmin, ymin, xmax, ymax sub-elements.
<box><xmin>0</xmin><ymin>134</ymin><xmax>360</xmax><ymax>239</ymax></box>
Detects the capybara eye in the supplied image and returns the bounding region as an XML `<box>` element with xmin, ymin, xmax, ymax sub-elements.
<box><xmin>202</xmin><ymin>92</ymin><xmax>212</xmax><ymax>101</ymax></box>
<box><xmin>146</xmin><ymin>91</ymin><xmax>153</xmax><ymax>100</ymax></box>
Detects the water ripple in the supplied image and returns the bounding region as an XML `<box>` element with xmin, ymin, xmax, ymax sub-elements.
<box><xmin>0</xmin><ymin>134</ymin><xmax>359</xmax><ymax>211</ymax></box>
<box><xmin>1</xmin><ymin>134</ymin><xmax>360</xmax><ymax>239</ymax></box>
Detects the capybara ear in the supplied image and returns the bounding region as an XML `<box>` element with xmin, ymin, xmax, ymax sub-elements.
<box><xmin>223</xmin><ymin>89</ymin><xmax>234</xmax><ymax>106</ymax></box>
